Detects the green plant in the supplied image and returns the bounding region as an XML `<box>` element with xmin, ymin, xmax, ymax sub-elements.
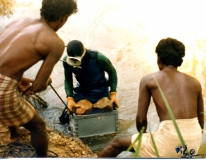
<box><xmin>0</xmin><ymin>0</ymin><xmax>15</xmax><ymax>17</ymax></box>
<box><xmin>124</xmin><ymin>74</ymin><xmax>194</xmax><ymax>157</ymax></box>
<box><xmin>148</xmin><ymin>126</ymin><xmax>160</xmax><ymax>157</ymax></box>
<box><xmin>125</xmin><ymin>127</ymin><xmax>144</xmax><ymax>158</ymax></box>
<box><xmin>152</xmin><ymin>74</ymin><xmax>186</xmax><ymax>149</ymax></box>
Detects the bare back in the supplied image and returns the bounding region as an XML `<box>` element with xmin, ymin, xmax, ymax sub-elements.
<box><xmin>137</xmin><ymin>67</ymin><xmax>204</xmax><ymax>128</ymax></box>
<box><xmin>0</xmin><ymin>17</ymin><xmax>65</xmax><ymax>91</ymax></box>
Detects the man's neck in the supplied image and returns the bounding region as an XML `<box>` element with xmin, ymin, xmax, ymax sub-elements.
<box><xmin>40</xmin><ymin>17</ymin><xmax>58</xmax><ymax>32</ymax></box>
<box><xmin>162</xmin><ymin>65</ymin><xmax>177</xmax><ymax>71</ymax></box>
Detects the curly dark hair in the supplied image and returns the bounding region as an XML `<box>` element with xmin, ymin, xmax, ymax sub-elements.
<box><xmin>155</xmin><ymin>37</ymin><xmax>185</xmax><ymax>67</ymax></box>
<box><xmin>40</xmin><ymin>0</ymin><xmax>78</xmax><ymax>21</ymax></box>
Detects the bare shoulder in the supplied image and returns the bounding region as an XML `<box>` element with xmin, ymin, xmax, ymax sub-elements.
<box><xmin>140</xmin><ymin>72</ymin><xmax>158</xmax><ymax>87</ymax></box>
<box><xmin>16</xmin><ymin>17</ymin><xmax>65</xmax><ymax>56</ymax></box>
<box><xmin>183</xmin><ymin>72</ymin><xmax>202</xmax><ymax>88</ymax></box>
<box><xmin>34</xmin><ymin>26</ymin><xmax>65</xmax><ymax>58</ymax></box>
<box><xmin>7</xmin><ymin>17</ymin><xmax>35</xmax><ymax>28</ymax></box>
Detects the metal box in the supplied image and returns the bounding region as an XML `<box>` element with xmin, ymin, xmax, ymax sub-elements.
<box><xmin>69</xmin><ymin>109</ymin><xmax>118</xmax><ymax>138</ymax></box>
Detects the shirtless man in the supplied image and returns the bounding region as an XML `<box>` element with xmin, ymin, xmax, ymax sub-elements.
<box><xmin>98</xmin><ymin>37</ymin><xmax>204</xmax><ymax>158</ymax></box>
<box><xmin>0</xmin><ymin>0</ymin><xmax>78</xmax><ymax>157</ymax></box>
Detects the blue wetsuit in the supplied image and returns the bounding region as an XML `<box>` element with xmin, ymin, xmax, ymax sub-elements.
<box><xmin>63</xmin><ymin>49</ymin><xmax>117</xmax><ymax>103</ymax></box>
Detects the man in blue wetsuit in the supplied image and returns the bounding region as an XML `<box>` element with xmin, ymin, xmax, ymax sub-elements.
<box><xmin>63</xmin><ymin>40</ymin><xmax>120</xmax><ymax>115</ymax></box>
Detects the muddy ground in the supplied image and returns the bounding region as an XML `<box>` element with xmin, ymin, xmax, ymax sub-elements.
<box><xmin>0</xmin><ymin>124</ymin><xmax>97</xmax><ymax>158</ymax></box>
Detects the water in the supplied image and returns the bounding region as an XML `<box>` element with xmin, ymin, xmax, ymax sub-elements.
<box><xmin>36</xmin><ymin>102</ymin><xmax>157</xmax><ymax>153</ymax></box>
<box><xmin>79</xmin><ymin>104</ymin><xmax>160</xmax><ymax>153</ymax></box>
<box><xmin>35</xmin><ymin>96</ymin><xmax>206</xmax><ymax>155</ymax></box>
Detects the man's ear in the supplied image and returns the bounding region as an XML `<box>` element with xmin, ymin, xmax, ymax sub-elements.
<box><xmin>157</xmin><ymin>55</ymin><xmax>163</xmax><ymax>70</ymax></box>
<box><xmin>179</xmin><ymin>59</ymin><xmax>183</xmax><ymax>66</ymax></box>
<box><xmin>157</xmin><ymin>55</ymin><xmax>162</xmax><ymax>64</ymax></box>
<box><xmin>177</xmin><ymin>59</ymin><xmax>183</xmax><ymax>67</ymax></box>
<box><xmin>60</xmin><ymin>15</ymin><xmax>69</xmax><ymax>23</ymax></box>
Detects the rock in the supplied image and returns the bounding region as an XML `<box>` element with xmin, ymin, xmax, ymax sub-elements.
<box><xmin>0</xmin><ymin>125</ymin><xmax>97</xmax><ymax>158</ymax></box>
<box><xmin>75</xmin><ymin>99</ymin><xmax>93</xmax><ymax>115</ymax></box>
<box><xmin>93</xmin><ymin>97</ymin><xmax>113</xmax><ymax>111</ymax></box>
<box><xmin>117</xmin><ymin>151</ymin><xmax>135</xmax><ymax>158</ymax></box>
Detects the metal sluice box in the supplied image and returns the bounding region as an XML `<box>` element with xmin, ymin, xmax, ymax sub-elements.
<box><xmin>69</xmin><ymin>109</ymin><xmax>118</xmax><ymax>138</ymax></box>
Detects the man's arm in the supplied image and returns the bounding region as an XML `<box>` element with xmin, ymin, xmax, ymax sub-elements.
<box><xmin>197</xmin><ymin>84</ymin><xmax>204</xmax><ymax>130</ymax></box>
<box><xmin>97</xmin><ymin>52</ymin><xmax>120</xmax><ymax>108</ymax></box>
<box><xmin>97</xmin><ymin>52</ymin><xmax>117</xmax><ymax>92</ymax></box>
<box><xmin>32</xmin><ymin>37</ymin><xmax>65</xmax><ymax>93</ymax></box>
<box><xmin>62</xmin><ymin>56</ymin><xmax>74</xmax><ymax>98</ymax></box>
<box><xmin>136</xmin><ymin>75</ymin><xmax>152</xmax><ymax>133</ymax></box>
<box><xmin>62</xmin><ymin>57</ymin><xmax>80</xmax><ymax>112</ymax></box>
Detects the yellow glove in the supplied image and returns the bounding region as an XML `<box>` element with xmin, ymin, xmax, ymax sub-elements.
<box><xmin>67</xmin><ymin>97</ymin><xmax>80</xmax><ymax>114</ymax></box>
<box><xmin>110</xmin><ymin>92</ymin><xmax>120</xmax><ymax>109</ymax></box>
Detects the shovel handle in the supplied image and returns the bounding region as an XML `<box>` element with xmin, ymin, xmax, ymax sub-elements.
<box><xmin>49</xmin><ymin>84</ymin><xmax>67</xmax><ymax>108</ymax></box>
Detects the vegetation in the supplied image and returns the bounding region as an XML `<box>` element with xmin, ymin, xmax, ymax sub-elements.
<box><xmin>153</xmin><ymin>75</ymin><xmax>186</xmax><ymax>147</ymax></box>
<box><xmin>126</xmin><ymin>75</ymin><xmax>188</xmax><ymax>158</ymax></box>
<box><xmin>126</xmin><ymin>127</ymin><xmax>144</xmax><ymax>158</ymax></box>
<box><xmin>0</xmin><ymin>0</ymin><xmax>15</xmax><ymax>17</ymax></box>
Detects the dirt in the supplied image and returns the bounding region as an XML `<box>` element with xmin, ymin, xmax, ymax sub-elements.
<box><xmin>0</xmin><ymin>124</ymin><xmax>97</xmax><ymax>158</ymax></box>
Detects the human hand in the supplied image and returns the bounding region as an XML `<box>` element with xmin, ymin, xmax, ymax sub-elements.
<box><xmin>110</xmin><ymin>92</ymin><xmax>120</xmax><ymax>109</ymax></box>
<box><xmin>47</xmin><ymin>77</ymin><xmax>52</xmax><ymax>85</ymax></box>
<box><xmin>18</xmin><ymin>77</ymin><xmax>34</xmax><ymax>95</ymax></box>
<box><xmin>67</xmin><ymin>97</ymin><xmax>80</xmax><ymax>114</ymax></box>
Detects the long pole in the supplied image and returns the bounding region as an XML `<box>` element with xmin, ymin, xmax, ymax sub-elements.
<box><xmin>49</xmin><ymin>84</ymin><xmax>67</xmax><ymax>107</ymax></box>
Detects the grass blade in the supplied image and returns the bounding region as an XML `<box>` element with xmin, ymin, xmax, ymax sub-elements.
<box><xmin>125</xmin><ymin>127</ymin><xmax>144</xmax><ymax>158</ymax></box>
<box><xmin>148</xmin><ymin>126</ymin><xmax>160</xmax><ymax>157</ymax></box>
<box><xmin>153</xmin><ymin>74</ymin><xmax>186</xmax><ymax>148</ymax></box>
<box><xmin>134</xmin><ymin>128</ymin><xmax>143</xmax><ymax>158</ymax></box>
